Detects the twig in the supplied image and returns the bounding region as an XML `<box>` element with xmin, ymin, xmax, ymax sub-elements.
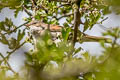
<box><xmin>0</xmin><ymin>53</ymin><xmax>17</xmax><ymax>74</ymax></box>
<box><xmin>52</xmin><ymin>13</ymin><xmax>73</xmax><ymax>20</ymax></box>
<box><xmin>100</xmin><ymin>17</ymin><xmax>108</xmax><ymax>23</ymax></box>
<box><xmin>57</xmin><ymin>3</ymin><xmax>71</xmax><ymax>8</ymax></box>
<box><xmin>22</xmin><ymin>5</ymin><xmax>33</xmax><ymax>16</ymax></box>
<box><xmin>30</xmin><ymin>0</ymin><xmax>38</xmax><ymax>13</ymax></box>
<box><xmin>96</xmin><ymin>17</ymin><xmax>109</xmax><ymax>31</ymax></box>
<box><xmin>58</xmin><ymin>13</ymin><xmax>73</xmax><ymax>20</ymax></box>
<box><xmin>30</xmin><ymin>0</ymin><xmax>37</xmax><ymax>8</ymax></box>
<box><xmin>6</xmin><ymin>41</ymin><xmax>26</xmax><ymax>59</ymax></box>
<box><xmin>80</xmin><ymin>33</ymin><xmax>112</xmax><ymax>43</ymax></box>
<box><xmin>50</xmin><ymin>0</ymin><xmax>68</xmax><ymax>2</ymax></box>
<box><xmin>4</xmin><ymin>21</ymin><xmax>29</xmax><ymax>35</ymax></box>
<box><xmin>37</xmin><ymin>5</ymin><xmax>48</xmax><ymax>13</ymax></box>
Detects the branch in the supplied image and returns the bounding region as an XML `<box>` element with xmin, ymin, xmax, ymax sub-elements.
<box><xmin>37</xmin><ymin>5</ymin><xmax>48</xmax><ymax>13</ymax></box>
<box><xmin>50</xmin><ymin>0</ymin><xmax>68</xmax><ymax>2</ymax></box>
<box><xmin>96</xmin><ymin>17</ymin><xmax>109</xmax><ymax>31</ymax></box>
<box><xmin>52</xmin><ymin>13</ymin><xmax>73</xmax><ymax>20</ymax></box>
<box><xmin>73</xmin><ymin>0</ymin><xmax>82</xmax><ymax>46</ymax></box>
<box><xmin>0</xmin><ymin>53</ymin><xmax>17</xmax><ymax>74</ymax></box>
<box><xmin>57</xmin><ymin>3</ymin><xmax>71</xmax><ymax>8</ymax></box>
<box><xmin>4</xmin><ymin>21</ymin><xmax>29</xmax><ymax>35</ymax></box>
<box><xmin>22</xmin><ymin>5</ymin><xmax>33</xmax><ymax>16</ymax></box>
<box><xmin>73</xmin><ymin>7</ymin><xmax>80</xmax><ymax>46</ymax></box>
<box><xmin>30</xmin><ymin>0</ymin><xmax>37</xmax><ymax>8</ymax></box>
<box><xmin>6</xmin><ymin>41</ymin><xmax>26</xmax><ymax>59</ymax></box>
<box><xmin>59</xmin><ymin>13</ymin><xmax>73</xmax><ymax>20</ymax></box>
<box><xmin>80</xmin><ymin>33</ymin><xmax>112</xmax><ymax>43</ymax></box>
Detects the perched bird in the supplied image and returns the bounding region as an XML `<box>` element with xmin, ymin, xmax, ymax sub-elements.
<box><xmin>25</xmin><ymin>20</ymin><xmax>112</xmax><ymax>43</ymax></box>
<box><xmin>25</xmin><ymin>20</ymin><xmax>62</xmax><ymax>40</ymax></box>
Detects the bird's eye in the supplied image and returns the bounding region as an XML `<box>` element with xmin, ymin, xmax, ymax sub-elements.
<box><xmin>41</xmin><ymin>26</ymin><xmax>45</xmax><ymax>30</ymax></box>
<box><xmin>32</xmin><ymin>22</ymin><xmax>37</xmax><ymax>25</ymax></box>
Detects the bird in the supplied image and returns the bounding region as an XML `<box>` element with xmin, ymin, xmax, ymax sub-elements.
<box><xmin>25</xmin><ymin>20</ymin><xmax>112</xmax><ymax>43</ymax></box>
<box><xmin>25</xmin><ymin>20</ymin><xmax>62</xmax><ymax>40</ymax></box>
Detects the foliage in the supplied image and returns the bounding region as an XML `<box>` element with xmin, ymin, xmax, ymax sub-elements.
<box><xmin>0</xmin><ymin>0</ymin><xmax>120</xmax><ymax>80</ymax></box>
<box><xmin>83</xmin><ymin>27</ymin><xmax>120</xmax><ymax>80</ymax></box>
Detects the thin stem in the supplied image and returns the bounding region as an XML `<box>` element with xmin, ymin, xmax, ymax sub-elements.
<box><xmin>30</xmin><ymin>0</ymin><xmax>37</xmax><ymax>8</ymax></box>
<box><xmin>4</xmin><ymin>21</ymin><xmax>29</xmax><ymax>35</ymax></box>
<box><xmin>0</xmin><ymin>53</ymin><xmax>17</xmax><ymax>74</ymax></box>
<box><xmin>22</xmin><ymin>5</ymin><xmax>33</xmax><ymax>16</ymax></box>
<box><xmin>37</xmin><ymin>5</ymin><xmax>48</xmax><ymax>13</ymax></box>
<box><xmin>52</xmin><ymin>13</ymin><xmax>73</xmax><ymax>20</ymax></box>
<box><xmin>6</xmin><ymin>41</ymin><xmax>26</xmax><ymax>59</ymax></box>
<box><xmin>50</xmin><ymin>0</ymin><xmax>68</xmax><ymax>2</ymax></box>
<box><xmin>57</xmin><ymin>3</ymin><xmax>71</xmax><ymax>8</ymax></box>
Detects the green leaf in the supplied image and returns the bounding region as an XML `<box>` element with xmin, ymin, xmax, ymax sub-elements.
<box><xmin>83</xmin><ymin>20</ymin><xmax>89</xmax><ymax>32</ymax></box>
<box><xmin>25</xmin><ymin>52</ymin><xmax>33</xmax><ymax>62</ymax></box>
<box><xmin>74</xmin><ymin>47</ymin><xmax>82</xmax><ymax>54</ymax></box>
<box><xmin>0</xmin><ymin>33</ymin><xmax>8</xmax><ymax>44</ymax></box>
<box><xmin>62</xmin><ymin>27</ymin><xmax>71</xmax><ymax>41</ymax></box>
<box><xmin>14</xmin><ymin>9</ymin><xmax>20</xmax><ymax>18</ymax></box>
<box><xmin>17</xmin><ymin>29</ymin><xmax>25</xmax><ymax>41</ymax></box>
<box><xmin>8</xmin><ymin>38</ymin><xmax>17</xmax><ymax>49</ymax></box>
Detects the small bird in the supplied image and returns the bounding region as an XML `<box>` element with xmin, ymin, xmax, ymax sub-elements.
<box><xmin>25</xmin><ymin>20</ymin><xmax>112</xmax><ymax>43</ymax></box>
<box><xmin>25</xmin><ymin>20</ymin><xmax>62</xmax><ymax>40</ymax></box>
